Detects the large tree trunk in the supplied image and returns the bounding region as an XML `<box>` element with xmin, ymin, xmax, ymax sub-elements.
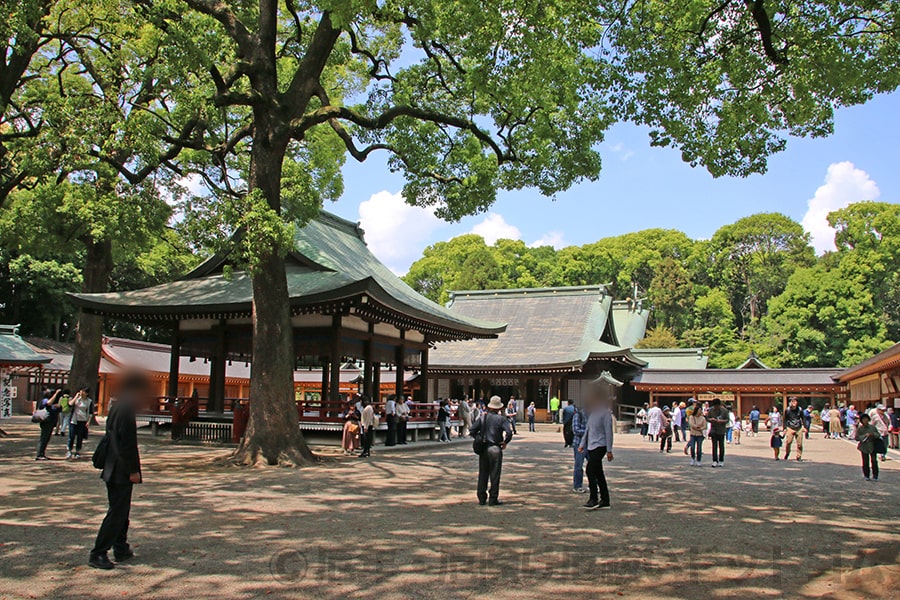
<box><xmin>68</xmin><ymin>238</ymin><xmax>113</xmax><ymax>399</ymax></box>
<box><xmin>231</xmin><ymin>123</ymin><xmax>316</xmax><ymax>466</ymax></box>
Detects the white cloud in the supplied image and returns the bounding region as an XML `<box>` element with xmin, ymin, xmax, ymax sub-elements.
<box><xmin>530</xmin><ymin>231</ymin><xmax>566</xmax><ymax>249</ymax></box>
<box><xmin>358</xmin><ymin>190</ymin><xmax>444</xmax><ymax>274</ymax></box>
<box><xmin>470</xmin><ymin>213</ymin><xmax>522</xmax><ymax>245</ymax></box>
<box><xmin>801</xmin><ymin>162</ymin><xmax>880</xmax><ymax>254</ymax></box>
<box><xmin>610</xmin><ymin>142</ymin><xmax>634</xmax><ymax>161</ymax></box>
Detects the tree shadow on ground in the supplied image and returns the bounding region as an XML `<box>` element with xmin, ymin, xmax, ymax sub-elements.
<box><xmin>1</xmin><ymin>421</ymin><xmax>898</xmax><ymax>599</ymax></box>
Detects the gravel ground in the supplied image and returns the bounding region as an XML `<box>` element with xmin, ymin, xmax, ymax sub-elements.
<box><xmin>1</xmin><ymin>417</ymin><xmax>898</xmax><ymax>600</ymax></box>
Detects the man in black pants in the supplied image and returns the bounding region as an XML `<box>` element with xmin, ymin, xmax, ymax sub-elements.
<box><xmin>578</xmin><ymin>395</ymin><xmax>615</xmax><ymax>510</ymax></box>
<box><xmin>384</xmin><ymin>395</ymin><xmax>397</xmax><ymax>447</ymax></box>
<box><xmin>470</xmin><ymin>395</ymin><xmax>513</xmax><ymax>506</ymax></box>
<box><xmin>707</xmin><ymin>398</ymin><xmax>729</xmax><ymax>468</ymax></box>
<box><xmin>89</xmin><ymin>372</ymin><xmax>144</xmax><ymax>569</ymax></box>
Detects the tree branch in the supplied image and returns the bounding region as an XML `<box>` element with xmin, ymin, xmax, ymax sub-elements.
<box><xmin>282</xmin><ymin>11</ymin><xmax>341</xmax><ymax>118</ymax></box>
<box><xmin>181</xmin><ymin>0</ymin><xmax>256</xmax><ymax>59</ymax></box>
<box><xmin>292</xmin><ymin>105</ymin><xmax>514</xmax><ymax>163</ymax></box>
<box><xmin>747</xmin><ymin>0</ymin><xmax>788</xmax><ymax>65</ymax></box>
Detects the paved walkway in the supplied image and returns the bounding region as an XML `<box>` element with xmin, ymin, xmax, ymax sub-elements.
<box><xmin>0</xmin><ymin>419</ymin><xmax>898</xmax><ymax>599</ymax></box>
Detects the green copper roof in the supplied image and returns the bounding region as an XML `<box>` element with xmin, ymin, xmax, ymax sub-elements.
<box><xmin>632</xmin><ymin>348</ymin><xmax>710</xmax><ymax>369</ymax></box>
<box><xmin>0</xmin><ymin>325</ymin><xmax>51</xmax><ymax>366</ymax></box>
<box><xmin>430</xmin><ymin>286</ymin><xmax>647</xmax><ymax>372</ymax></box>
<box><xmin>610</xmin><ymin>301</ymin><xmax>651</xmax><ymax>349</ymax></box>
<box><xmin>69</xmin><ymin>212</ymin><xmax>504</xmax><ymax>341</ymax></box>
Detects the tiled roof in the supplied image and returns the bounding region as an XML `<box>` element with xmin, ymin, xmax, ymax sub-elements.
<box><xmin>838</xmin><ymin>342</ymin><xmax>900</xmax><ymax>382</ymax></box>
<box><xmin>0</xmin><ymin>325</ymin><xmax>50</xmax><ymax>366</ymax></box>
<box><xmin>633</xmin><ymin>348</ymin><xmax>709</xmax><ymax>369</ymax></box>
<box><xmin>430</xmin><ymin>286</ymin><xmax>646</xmax><ymax>372</ymax></box>
<box><xmin>69</xmin><ymin>212</ymin><xmax>505</xmax><ymax>341</ymax></box>
<box><xmin>634</xmin><ymin>368</ymin><xmax>843</xmax><ymax>389</ymax></box>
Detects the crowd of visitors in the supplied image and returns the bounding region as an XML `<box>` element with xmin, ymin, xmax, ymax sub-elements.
<box><xmin>33</xmin><ymin>387</ymin><xmax>96</xmax><ymax>460</ymax></box>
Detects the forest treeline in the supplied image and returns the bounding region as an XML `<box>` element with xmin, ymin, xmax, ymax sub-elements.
<box><xmin>402</xmin><ymin>204</ymin><xmax>900</xmax><ymax>368</ymax></box>
<box><xmin>3</xmin><ymin>199</ymin><xmax>897</xmax><ymax>369</ymax></box>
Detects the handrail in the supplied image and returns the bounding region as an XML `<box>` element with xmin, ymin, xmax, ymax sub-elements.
<box><xmin>146</xmin><ymin>396</ymin><xmax>455</xmax><ymax>426</ymax></box>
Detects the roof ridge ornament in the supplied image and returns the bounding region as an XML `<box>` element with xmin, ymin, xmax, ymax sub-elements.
<box><xmin>591</xmin><ymin>370</ymin><xmax>624</xmax><ymax>387</ymax></box>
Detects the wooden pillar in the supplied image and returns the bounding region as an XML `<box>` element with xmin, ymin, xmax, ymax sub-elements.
<box><xmin>420</xmin><ymin>345</ymin><xmax>430</xmax><ymax>402</ymax></box>
<box><xmin>208</xmin><ymin>322</ymin><xmax>227</xmax><ymax>413</ymax></box>
<box><xmin>320</xmin><ymin>357</ymin><xmax>329</xmax><ymax>403</ymax></box>
<box><xmin>373</xmin><ymin>362</ymin><xmax>381</xmax><ymax>402</ymax></box>
<box><xmin>167</xmin><ymin>326</ymin><xmax>181</xmax><ymax>399</ymax></box>
<box><xmin>330</xmin><ymin>315</ymin><xmax>342</xmax><ymax>402</ymax></box>
<box><xmin>363</xmin><ymin>325</ymin><xmax>374</xmax><ymax>398</ymax></box>
<box><xmin>395</xmin><ymin>334</ymin><xmax>405</xmax><ymax>399</ymax></box>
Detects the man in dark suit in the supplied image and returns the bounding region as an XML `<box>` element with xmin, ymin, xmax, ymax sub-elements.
<box><xmin>89</xmin><ymin>372</ymin><xmax>145</xmax><ymax>569</ymax></box>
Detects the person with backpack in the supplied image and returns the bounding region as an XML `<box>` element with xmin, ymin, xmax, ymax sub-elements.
<box><xmin>89</xmin><ymin>371</ymin><xmax>144</xmax><ymax>569</ymax></box>
<box><xmin>470</xmin><ymin>395</ymin><xmax>513</xmax><ymax>506</ymax></box>
<box><xmin>855</xmin><ymin>413</ymin><xmax>880</xmax><ymax>481</ymax></box>
<box><xmin>35</xmin><ymin>389</ymin><xmax>62</xmax><ymax>460</ymax></box>
<box><xmin>782</xmin><ymin>397</ymin><xmax>806</xmax><ymax>461</ymax></box>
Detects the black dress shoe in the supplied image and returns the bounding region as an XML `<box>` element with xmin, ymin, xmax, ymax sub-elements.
<box><xmin>478</xmin><ymin>500</ymin><xmax>486</xmax><ymax>506</ymax></box>
<box><xmin>114</xmin><ymin>549</ymin><xmax>135</xmax><ymax>562</ymax></box>
<box><xmin>89</xmin><ymin>554</ymin><xmax>115</xmax><ymax>570</ymax></box>
<box><xmin>488</xmin><ymin>500</ymin><xmax>503</xmax><ymax>506</ymax></box>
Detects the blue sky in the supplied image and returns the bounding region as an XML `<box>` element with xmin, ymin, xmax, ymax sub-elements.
<box><xmin>325</xmin><ymin>91</ymin><xmax>900</xmax><ymax>274</ymax></box>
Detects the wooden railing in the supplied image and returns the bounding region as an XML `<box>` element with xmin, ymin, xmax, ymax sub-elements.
<box><xmin>145</xmin><ymin>395</ymin><xmax>453</xmax><ymax>443</ymax></box>
<box><xmin>295</xmin><ymin>399</ymin><xmax>447</xmax><ymax>423</ymax></box>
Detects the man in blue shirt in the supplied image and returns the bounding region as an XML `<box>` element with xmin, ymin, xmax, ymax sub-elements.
<box><xmin>577</xmin><ymin>399</ymin><xmax>614</xmax><ymax>510</ymax></box>
<box><xmin>749</xmin><ymin>406</ymin><xmax>761</xmax><ymax>437</ymax></box>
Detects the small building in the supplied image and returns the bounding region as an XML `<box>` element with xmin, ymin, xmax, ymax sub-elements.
<box><xmin>0</xmin><ymin>325</ymin><xmax>50</xmax><ymax>421</ymax></box>
<box><xmin>633</xmin><ymin>364</ymin><xmax>845</xmax><ymax>417</ymax></box>
<box><xmin>429</xmin><ymin>286</ymin><xmax>649</xmax><ymax>420</ymax></box>
<box><xmin>9</xmin><ymin>336</ymin><xmax>420</xmax><ymax>417</ymax></box>
<box><xmin>837</xmin><ymin>342</ymin><xmax>900</xmax><ymax>411</ymax></box>
<box><xmin>65</xmin><ymin>212</ymin><xmax>503</xmax><ymax>439</ymax></box>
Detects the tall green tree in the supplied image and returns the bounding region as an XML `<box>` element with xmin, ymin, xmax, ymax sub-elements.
<box><xmin>2</xmin><ymin>3</ymin><xmax>191</xmax><ymax>394</ymax></box>
<box><xmin>121</xmin><ymin>0</ymin><xmax>899</xmax><ymax>465</ymax></box>
<box><xmin>829</xmin><ymin>201</ymin><xmax>900</xmax><ymax>339</ymax></box>
<box><xmin>708</xmin><ymin>213</ymin><xmax>815</xmax><ymax>326</ymax></box>
<box><xmin>0</xmin><ymin>0</ymin><xmax>55</xmax><ymax>201</ymax></box>
<box><xmin>764</xmin><ymin>264</ymin><xmax>891</xmax><ymax>367</ymax></box>
<box><xmin>648</xmin><ymin>255</ymin><xmax>695</xmax><ymax>335</ymax></box>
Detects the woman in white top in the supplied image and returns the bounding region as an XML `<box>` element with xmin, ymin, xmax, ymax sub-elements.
<box><xmin>647</xmin><ymin>402</ymin><xmax>663</xmax><ymax>441</ymax></box>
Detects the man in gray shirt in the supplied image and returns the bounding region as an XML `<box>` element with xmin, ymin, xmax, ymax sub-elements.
<box><xmin>577</xmin><ymin>401</ymin><xmax>615</xmax><ymax>510</ymax></box>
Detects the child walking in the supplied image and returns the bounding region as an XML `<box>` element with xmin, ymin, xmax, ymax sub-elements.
<box><xmin>732</xmin><ymin>417</ymin><xmax>742</xmax><ymax>445</ymax></box>
<box><xmin>771</xmin><ymin>427</ymin><xmax>784</xmax><ymax>459</ymax></box>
